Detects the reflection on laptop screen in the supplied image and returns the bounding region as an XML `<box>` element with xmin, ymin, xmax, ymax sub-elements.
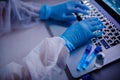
<box><xmin>103</xmin><ymin>0</ymin><xmax>120</xmax><ymax>15</ymax></box>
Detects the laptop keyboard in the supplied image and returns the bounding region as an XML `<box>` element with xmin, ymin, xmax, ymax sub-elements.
<box><xmin>77</xmin><ymin>0</ymin><xmax>120</xmax><ymax>49</ymax></box>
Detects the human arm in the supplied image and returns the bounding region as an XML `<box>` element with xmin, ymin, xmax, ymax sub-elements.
<box><xmin>0</xmin><ymin>37</ymin><xmax>69</xmax><ymax>80</ymax></box>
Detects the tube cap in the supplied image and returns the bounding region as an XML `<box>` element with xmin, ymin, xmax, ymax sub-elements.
<box><xmin>94</xmin><ymin>46</ymin><xmax>102</xmax><ymax>54</ymax></box>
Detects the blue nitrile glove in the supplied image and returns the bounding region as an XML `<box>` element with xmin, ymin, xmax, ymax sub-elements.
<box><xmin>39</xmin><ymin>1</ymin><xmax>89</xmax><ymax>22</ymax></box>
<box><xmin>61</xmin><ymin>18</ymin><xmax>104</xmax><ymax>51</ymax></box>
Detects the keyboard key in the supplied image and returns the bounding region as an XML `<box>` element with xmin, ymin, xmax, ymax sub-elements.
<box><xmin>89</xmin><ymin>5</ymin><xmax>94</xmax><ymax>9</ymax></box>
<box><xmin>114</xmin><ymin>40</ymin><xmax>120</xmax><ymax>44</ymax></box>
<box><xmin>112</xmin><ymin>25</ymin><xmax>116</xmax><ymax>28</ymax></box>
<box><xmin>111</xmin><ymin>37</ymin><xmax>116</xmax><ymax>40</ymax></box>
<box><xmin>117</xmin><ymin>36</ymin><xmax>120</xmax><ymax>40</ymax></box>
<box><xmin>108</xmin><ymin>26</ymin><xmax>112</xmax><ymax>29</ymax></box>
<box><xmin>105</xmin><ymin>23</ymin><xmax>109</xmax><ymax>25</ymax></box>
<box><xmin>86</xmin><ymin>3</ymin><xmax>91</xmax><ymax>6</ymax></box>
<box><xmin>94</xmin><ymin>11</ymin><xmax>98</xmax><ymax>14</ymax></box>
<box><xmin>97</xmin><ymin>14</ymin><xmax>101</xmax><ymax>16</ymax></box>
<box><xmin>92</xmin><ymin>38</ymin><xmax>97</xmax><ymax>43</ymax></box>
<box><xmin>98</xmin><ymin>36</ymin><xmax>102</xmax><ymax>39</ymax></box>
<box><xmin>100</xmin><ymin>17</ymin><xmax>104</xmax><ymax>20</ymax></box>
<box><xmin>75</xmin><ymin>13</ymin><xmax>82</xmax><ymax>21</ymax></box>
<box><xmin>104</xmin><ymin>29</ymin><xmax>109</xmax><ymax>32</ymax></box>
<box><xmin>103</xmin><ymin>31</ymin><xmax>106</xmax><ymax>34</ymax></box>
<box><xmin>108</xmin><ymin>33</ymin><xmax>113</xmax><ymax>36</ymax></box>
<box><xmin>107</xmin><ymin>39</ymin><xmax>112</xmax><ymax>43</ymax></box>
<box><xmin>104</xmin><ymin>36</ymin><xmax>109</xmax><ymax>39</ymax></box>
<box><xmin>93</xmin><ymin>8</ymin><xmax>96</xmax><ymax>11</ymax></box>
<box><xmin>95</xmin><ymin>42</ymin><xmax>101</xmax><ymax>46</ymax></box>
<box><xmin>100</xmin><ymin>39</ymin><xmax>110</xmax><ymax>49</ymax></box>
<box><xmin>111</xmin><ymin>29</ymin><xmax>115</xmax><ymax>32</ymax></box>
<box><xmin>114</xmin><ymin>32</ymin><xmax>119</xmax><ymax>36</ymax></box>
<box><xmin>110</xmin><ymin>42</ymin><xmax>117</xmax><ymax>47</ymax></box>
<box><xmin>116</xmin><ymin>28</ymin><xmax>120</xmax><ymax>32</ymax></box>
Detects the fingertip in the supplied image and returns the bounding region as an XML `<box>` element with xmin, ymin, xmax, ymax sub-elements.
<box><xmin>82</xmin><ymin>5</ymin><xmax>90</xmax><ymax>10</ymax></box>
<box><xmin>83</xmin><ymin>12</ymin><xmax>89</xmax><ymax>15</ymax></box>
<box><xmin>71</xmin><ymin>17</ymin><xmax>77</xmax><ymax>21</ymax></box>
<box><xmin>97</xmin><ymin>21</ymin><xmax>104</xmax><ymax>29</ymax></box>
<box><xmin>97</xmin><ymin>31</ymin><xmax>103</xmax><ymax>37</ymax></box>
<box><xmin>80</xmin><ymin>9</ymin><xmax>89</xmax><ymax>15</ymax></box>
<box><xmin>84</xmin><ymin>6</ymin><xmax>90</xmax><ymax>10</ymax></box>
<box><xmin>93</xmin><ymin>17</ymin><xmax>99</xmax><ymax>21</ymax></box>
<box><xmin>78</xmin><ymin>4</ymin><xmax>90</xmax><ymax>10</ymax></box>
<box><xmin>85</xmin><ymin>17</ymin><xmax>98</xmax><ymax>22</ymax></box>
<box><xmin>92</xmin><ymin>31</ymin><xmax>103</xmax><ymax>38</ymax></box>
<box><xmin>100</xmin><ymin>24</ymin><xmax>104</xmax><ymax>29</ymax></box>
<box><xmin>64</xmin><ymin>15</ymin><xmax>77</xmax><ymax>22</ymax></box>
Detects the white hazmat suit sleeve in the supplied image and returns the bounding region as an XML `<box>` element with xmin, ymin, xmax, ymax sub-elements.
<box><xmin>0</xmin><ymin>0</ymin><xmax>40</xmax><ymax>35</ymax></box>
<box><xmin>0</xmin><ymin>37</ymin><xmax>70</xmax><ymax>80</ymax></box>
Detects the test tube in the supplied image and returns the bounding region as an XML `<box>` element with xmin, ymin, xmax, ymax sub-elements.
<box><xmin>82</xmin><ymin>46</ymin><xmax>102</xmax><ymax>69</ymax></box>
<box><xmin>77</xmin><ymin>45</ymin><xmax>92</xmax><ymax>71</ymax></box>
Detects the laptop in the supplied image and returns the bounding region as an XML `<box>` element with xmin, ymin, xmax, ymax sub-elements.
<box><xmin>46</xmin><ymin>0</ymin><xmax>120</xmax><ymax>78</ymax></box>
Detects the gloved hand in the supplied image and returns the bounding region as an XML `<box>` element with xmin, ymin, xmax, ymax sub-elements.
<box><xmin>61</xmin><ymin>18</ymin><xmax>104</xmax><ymax>51</ymax></box>
<box><xmin>40</xmin><ymin>1</ymin><xmax>89</xmax><ymax>22</ymax></box>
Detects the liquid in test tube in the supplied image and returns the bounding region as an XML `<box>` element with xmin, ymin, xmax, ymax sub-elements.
<box><xmin>82</xmin><ymin>46</ymin><xmax>102</xmax><ymax>69</ymax></box>
<box><xmin>77</xmin><ymin>45</ymin><xmax>92</xmax><ymax>71</ymax></box>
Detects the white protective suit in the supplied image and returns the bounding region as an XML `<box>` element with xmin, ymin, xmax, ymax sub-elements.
<box><xmin>0</xmin><ymin>0</ymin><xmax>70</xmax><ymax>80</ymax></box>
<box><xmin>0</xmin><ymin>37</ymin><xmax>69</xmax><ymax>80</ymax></box>
<box><xmin>0</xmin><ymin>0</ymin><xmax>40</xmax><ymax>35</ymax></box>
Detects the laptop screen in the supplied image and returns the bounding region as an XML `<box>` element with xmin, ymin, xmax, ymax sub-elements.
<box><xmin>94</xmin><ymin>0</ymin><xmax>120</xmax><ymax>24</ymax></box>
<box><xmin>103</xmin><ymin>0</ymin><xmax>120</xmax><ymax>16</ymax></box>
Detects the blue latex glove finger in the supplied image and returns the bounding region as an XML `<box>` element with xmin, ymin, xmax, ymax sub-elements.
<box><xmin>75</xmin><ymin>3</ymin><xmax>90</xmax><ymax>10</ymax></box>
<box><xmin>90</xmin><ymin>23</ymin><xmax>104</xmax><ymax>32</ymax></box>
<box><xmin>92</xmin><ymin>31</ymin><xmax>103</xmax><ymax>38</ymax></box>
<box><xmin>77</xmin><ymin>8</ymin><xmax>89</xmax><ymax>15</ymax></box>
<box><xmin>68</xmin><ymin>2</ymin><xmax>89</xmax><ymax>15</ymax></box>
<box><xmin>67</xmin><ymin>8</ymin><xmax>89</xmax><ymax>15</ymax></box>
<box><xmin>63</xmin><ymin>14</ymin><xmax>77</xmax><ymax>21</ymax></box>
<box><xmin>89</xmin><ymin>18</ymin><xmax>102</xmax><ymax>25</ymax></box>
<box><xmin>61</xmin><ymin>18</ymin><xmax>104</xmax><ymax>51</ymax></box>
<box><xmin>74</xmin><ymin>2</ymin><xmax>89</xmax><ymax>15</ymax></box>
<box><xmin>85</xmin><ymin>17</ymin><xmax>98</xmax><ymax>22</ymax></box>
<box><xmin>90</xmin><ymin>24</ymin><xmax>104</xmax><ymax>32</ymax></box>
<box><xmin>68</xmin><ymin>8</ymin><xmax>83</xmax><ymax>13</ymax></box>
<box><xmin>83</xmin><ymin>18</ymin><xmax>104</xmax><ymax>31</ymax></box>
